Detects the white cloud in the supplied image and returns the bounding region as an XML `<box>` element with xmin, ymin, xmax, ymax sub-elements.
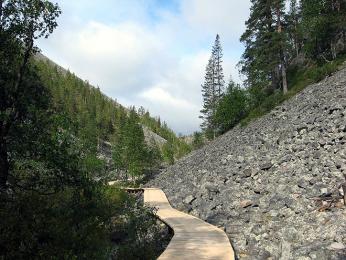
<box><xmin>39</xmin><ymin>0</ymin><xmax>251</xmax><ymax>134</ymax></box>
<box><xmin>137</xmin><ymin>87</ymin><xmax>202</xmax><ymax>134</ymax></box>
<box><xmin>140</xmin><ymin>87</ymin><xmax>195</xmax><ymax>110</ymax></box>
<box><xmin>181</xmin><ymin>0</ymin><xmax>251</xmax><ymax>41</ymax></box>
<box><xmin>41</xmin><ymin>20</ymin><xmax>167</xmax><ymax>94</ymax></box>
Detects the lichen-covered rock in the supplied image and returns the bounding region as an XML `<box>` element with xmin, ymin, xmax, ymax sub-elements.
<box><xmin>147</xmin><ymin>67</ymin><xmax>346</xmax><ymax>259</ymax></box>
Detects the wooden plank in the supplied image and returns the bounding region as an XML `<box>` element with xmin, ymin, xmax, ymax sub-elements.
<box><xmin>143</xmin><ymin>188</ymin><xmax>235</xmax><ymax>260</ymax></box>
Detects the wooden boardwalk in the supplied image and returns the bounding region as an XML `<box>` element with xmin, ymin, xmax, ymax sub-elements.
<box><xmin>144</xmin><ymin>188</ymin><xmax>235</xmax><ymax>260</ymax></box>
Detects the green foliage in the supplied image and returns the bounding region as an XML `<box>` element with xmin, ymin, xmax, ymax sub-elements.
<box><xmin>208</xmin><ymin>57</ymin><xmax>345</xmax><ymax>134</ymax></box>
<box><xmin>175</xmin><ymin>140</ymin><xmax>192</xmax><ymax>159</ymax></box>
<box><xmin>139</xmin><ymin>107</ymin><xmax>192</xmax><ymax>160</ymax></box>
<box><xmin>0</xmin><ymin>89</ymin><xmax>167</xmax><ymax>258</ymax></box>
<box><xmin>0</xmin><ymin>2</ymin><xmax>172</xmax><ymax>259</ymax></box>
<box><xmin>0</xmin><ymin>0</ymin><xmax>61</xmax><ymax>190</ymax></box>
<box><xmin>239</xmin><ymin>0</ymin><xmax>346</xmax><ymax>96</ymax></box>
<box><xmin>207</xmin><ymin>0</ymin><xmax>346</xmax><ymax>136</ymax></box>
<box><xmin>241</xmin><ymin>55</ymin><xmax>346</xmax><ymax>126</ymax></box>
<box><xmin>122</xmin><ymin>108</ymin><xmax>148</xmax><ymax>180</ymax></box>
<box><xmin>146</xmin><ymin>142</ymin><xmax>163</xmax><ymax>169</ymax></box>
<box><xmin>200</xmin><ymin>34</ymin><xmax>225</xmax><ymax>138</ymax></box>
<box><xmin>36</xmin><ymin>60</ymin><xmax>191</xmax><ymax>171</ymax></box>
<box><xmin>300</xmin><ymin>0</ymin><xmax>346</xmax><ymax>60</ymax></box>
<box><xmin>111</xmin><ymin>107</ymin><xmax>164</xmax><ymax>182</ymax></box>
<box><xmin>214</xmin><ymin>81</ymin><xmax>249</xmax><ymax>134</ymax></box>
<box><xmin>0</xmin><ymin>94</ymin><xmax>117</xmax><ymax>258</ymax></box>
<box><xmin>112</xmin><ymin>192</ymin><xmax>170</xmax><ymax>260</ymax></box>
<box><xmin>0</xmin><ymin>66</ymin><xmax>115</xmax><ymax>256</ymax></box>
<box><xmin>162</xmin><ymin>142</ymin><xmax>175</xmax><ymax>165</ymax></box>
<box><xmin>35</xmin><ymin>59</ymin><xmax>193</xmax><ymax>181</ymax></box>
<box><xmin>192</xmin><ymin>132</ymin><xmax>204</xmax><ymax>150</ymax></box>
<box><xmin>36</xmin><ymin>60</ymin><xmax>119</xmax><ymax>149</ymax></box>
<box><xmin>1</xmin><ymin>184</ymin><xmax>115</xmax><ymax>259</ymax></box>
<box><xmin>239</xmin><ymin>0</ymin><xmax>287</xmax><ymax>92</ymax></box>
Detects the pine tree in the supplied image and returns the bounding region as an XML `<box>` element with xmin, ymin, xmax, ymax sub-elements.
<box><xmin>200</xmin><ymin>34</ymin><xmax>225</xmax><ymax>139</ymax></box>
<box><xmin>240</xmin><ymin>0</ymin><xmax>288</xmax><ymax>96</ymax></box>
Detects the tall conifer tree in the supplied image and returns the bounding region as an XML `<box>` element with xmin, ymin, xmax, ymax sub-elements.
<box><xmin>240</xmin><ymin>0</ymin><xmax>288</xmax><ymax>97</ymax></box>
<box><xmin>200</xmin><ymin>34</ymin><xmax>225</xmax><ymax>139</ymax></box>
<box><xmin>212</xmin><ymin>34</ymin><xmax>225</xmax><ymax>97</ymax></box>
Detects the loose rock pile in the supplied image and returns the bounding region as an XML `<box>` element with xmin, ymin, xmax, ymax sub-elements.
<box><xmin>147</xmin><ymin>67</ymin><xmax>346</xmax><ymax>259</ymax></box>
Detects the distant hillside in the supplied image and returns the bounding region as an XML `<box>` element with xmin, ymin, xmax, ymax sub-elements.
<box><xmin>34</xmin><ymin>54</ymin><xmax>191</xmax><ymax>169</ymax></box>
<box><xmin>148</xmin><ymin>66</ymin><xmax>346</xmax><ymax>259</ymax></box>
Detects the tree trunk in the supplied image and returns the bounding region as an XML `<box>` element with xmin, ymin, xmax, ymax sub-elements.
<box><xmin>13</xmin><ymin>38</ymin><xmax>33</xmax><ymax>95</ymax></box>
<box><xmin>282</xmin><ymin>63</ymin><xmax>288</xmax><ymax>94</ymax></box>
<box><xmin>0</xmin><ymin>135</ymin><xmax>9</xmax><ymax>191</ymax></box>
<box><xmin>276</xmin><ymin>4</ymin><xmax>288</xmax><ymax>94</ymax></box>
<box><xmin>294</xmin><ymin>23</ymin><xmax>299</xmax><ymax>57</ymax></box>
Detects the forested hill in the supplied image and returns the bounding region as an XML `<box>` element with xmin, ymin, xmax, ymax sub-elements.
<box><xmin>1</xmin><ymin>1</ymin><xmax>187</xmax><ymax>256</ymax></box>
<box><xmin>35</xmin><ymin>54</ymin><xmax>191</xmax><ymax>169</ymax></box>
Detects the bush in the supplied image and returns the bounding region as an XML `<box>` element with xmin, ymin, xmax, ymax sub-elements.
<box><xmin>107</xmin><ymin>188</ymin><xmax>172</xmax><ymax>260</ymax></box>
<box><xmin>192</xmin><ymin>132</ymin><xmax>204</xmax><ymax>149</ymax></box>
<box><xmin>214</xmin><ymin>83</ymin><xmax>249</xmax><ymax>134</ymax></box>
<box><xmin>0</xmin><ymin>183</ymin><xmax>115</xmax><ymax>259</ymax></box>
<box><xmin>162</xmin><ymin>142</ymin><xmax>175</xmax><ymax>165</ymax></box>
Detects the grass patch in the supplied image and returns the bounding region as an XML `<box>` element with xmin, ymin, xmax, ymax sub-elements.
<box><xmin>241</xmin><ymin>55</ymin><xmax>346</xmax><ymax>126</ymax></box>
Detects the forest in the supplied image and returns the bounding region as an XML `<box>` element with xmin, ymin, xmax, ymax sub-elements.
<box><xmin>0</xmin><ymin>0</ymin><xmax>187</xmax><ymax>258</ymax></box>
<box><xmin>0</xmin><ymin>0</ymin><xmax>346</xmax><ymax>259</ymax></box>
<box><xmin>36</xmin><ymin>57</ymin><xmax>191</xmax><ymax>180</ymax></box>
<box><xmin>199</xmin><ymin>0</ymin><xmax>346</xmax><ymax>139</ymax></box>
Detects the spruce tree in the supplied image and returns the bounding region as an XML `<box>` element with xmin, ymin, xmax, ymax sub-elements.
<box><xmin>200</xmin><ymin>58</ymin><xmax>214</xmax><ymax>136</ymax></box>
<box><xmin>212</xmin><ymin>34</ymin><xmax>225</xmax><ymax>97</ymax></box>
<box><xmin>119</xmin><ymin>107</ymin><xmax>148</xmax><ymax>182</ymax></box>
<box><xmin>200</xmin><ymin>34</ymin><xmax>225</xmax><ymax>139</ymax></box>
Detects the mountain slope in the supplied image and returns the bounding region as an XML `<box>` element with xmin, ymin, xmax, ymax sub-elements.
<box><xmin>148</xmin><ymin>66</ymin><xmax>346</xmax><ymax>259</ymax></box>
<box><xmin>34</xmin><ymin>55</ymin><xmax>190</xmax><ymax>163</ymax></box>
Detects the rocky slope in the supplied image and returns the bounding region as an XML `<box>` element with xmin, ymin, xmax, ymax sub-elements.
<box><xmin>147</xmin><ymin>67</ymin><xmax>346</xmax><ymax>259</ymax></box>
<box><xmin>143</xmin><ymin>126</ymin><xmax>167</xmax><ymax>147</ymax></box>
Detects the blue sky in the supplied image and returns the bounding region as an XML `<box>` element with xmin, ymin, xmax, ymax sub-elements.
<box><xmin>38</xmin><ymin>0</ymin><xmax>251</xmax><ymax>135</ymax></box>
